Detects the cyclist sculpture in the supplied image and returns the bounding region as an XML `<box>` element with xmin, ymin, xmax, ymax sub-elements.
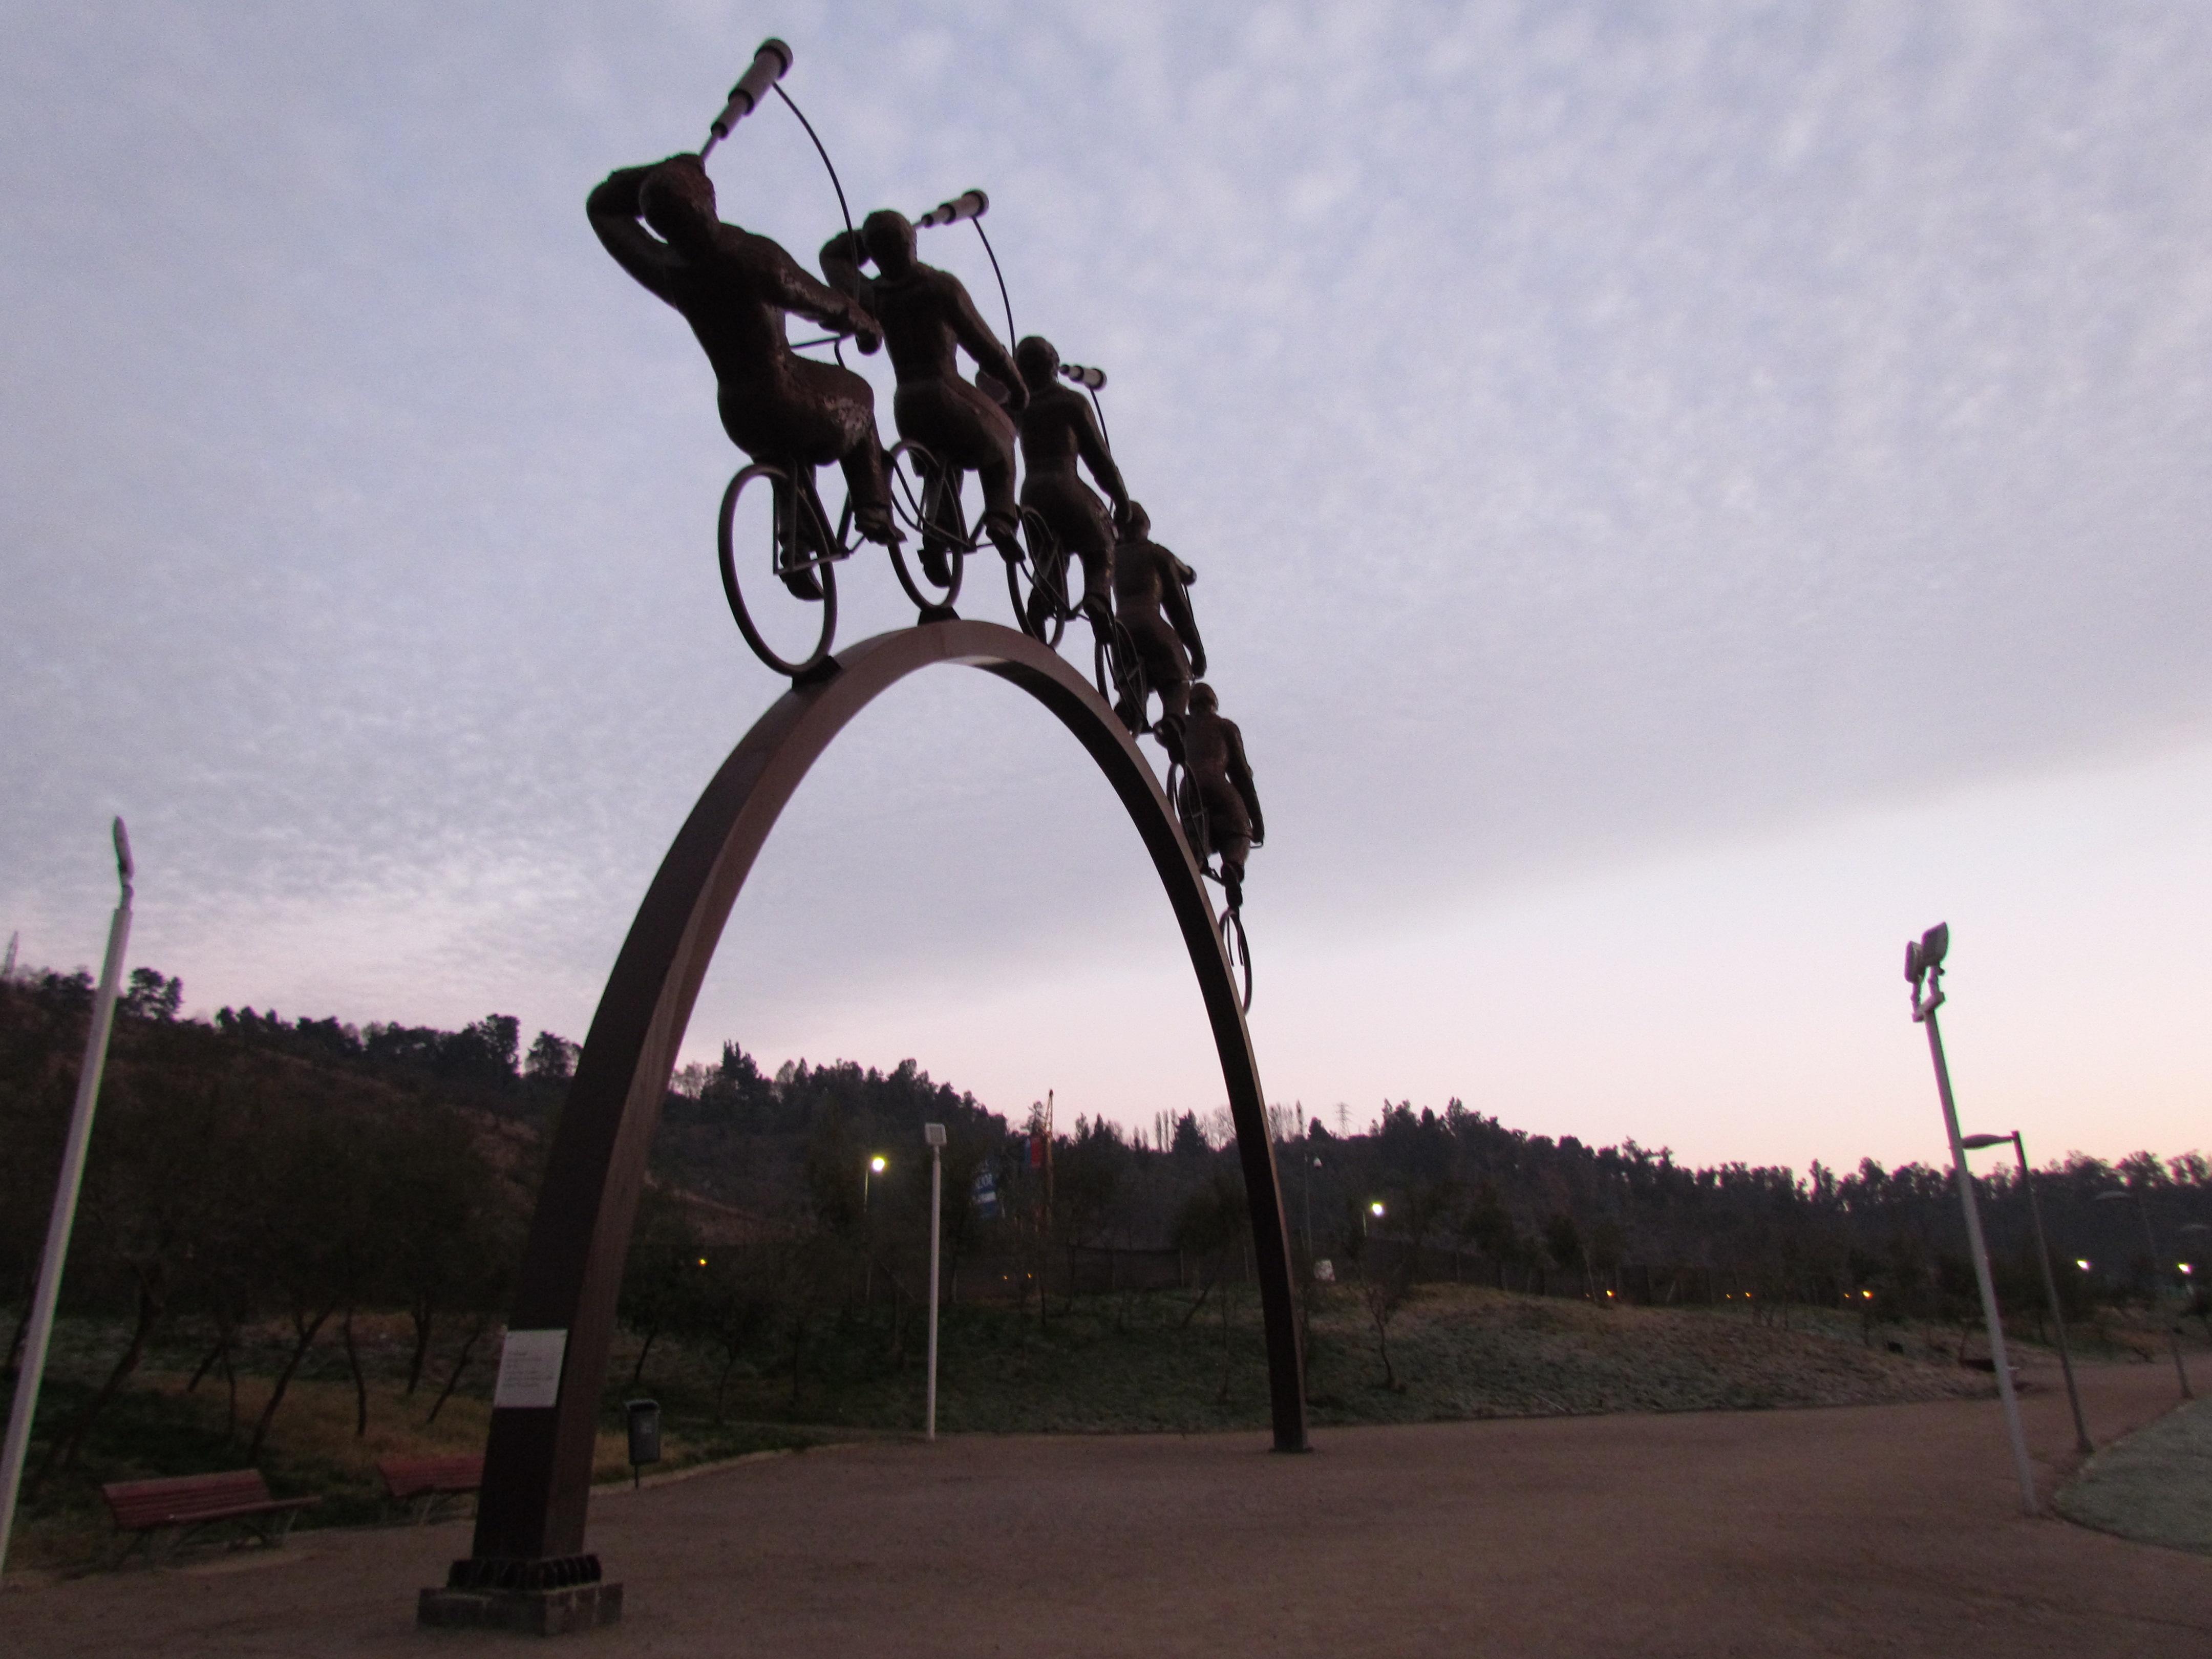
<box><xmin>581</xmin><ymin>41</ymin><xmax>1264</xmax><ymax>1005</ymax></box>
<box><xmin>586</xmin><ymin>153</ymin><xmax>898</xmax><ymax>597</ymax></box>
<box><xmin>1013</xmin><ymin>334</ymin><xmax>1129</xmax><ymax>631</ymax></box>
<box><xmin>821</xmin><ymin>211</ymin><xmax>1028</xmax><ymax>584</ymax></box>
<box><xmin>1108</xmin><ymin>502</ymin><xmax>1206</xmax><ymax>737</ymax></box>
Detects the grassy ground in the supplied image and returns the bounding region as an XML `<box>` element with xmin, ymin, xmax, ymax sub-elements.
<box><xmin>2056</xmin><ymin>1394</ymin><xmax>2212</xmax><ymax>1554</ymax></box>
<box><xmin>13</xmin><ymin>1282</ymin><xmax>2180</xmax><ymax>1573</ymax></box>
<box><xmin>0</xmin><ymin>1311</ymin><xmax>816</xmax><ymax>1574</ymax></box>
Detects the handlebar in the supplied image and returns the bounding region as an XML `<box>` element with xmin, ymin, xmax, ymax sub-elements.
<box><xmin>699</xmin><ymin>39</ymin><xmax>793</xmax><ymax>158</ymax></box>
<box><xmin>1060</xmin><ymin>363</ymin><xmax>1107</xmax><ymax>391</ymax></box>
<box><xmin>917</xmin><ymin>188</ymin><xmax>989</xmax><ymax>228</ymax></box>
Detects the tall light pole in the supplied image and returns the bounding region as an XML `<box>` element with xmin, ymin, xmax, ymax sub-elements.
<box><xmin>1</xmin><ymin>819</ymin><xmax>133</xmax><ymax>1572</ymax></box>
<box><xmin>861</xmin><ymin>1155</ymin><xmax>887</xmax><ymax>1303</ymax></box>
<box><xmin>1905</xmin><ymin>922</ymin><xmax>2038</xmax><ymax>1515</ymax></box>
<box><xmin>923</xmin><ymin>1124</ymin><xmax>945</xmax><ymax>1441</ymax></box>
<box><xmin>1960</xmin><ymin>1131</ymin><xmax>2092</xmax><ymax>1455</ymax></box>
<box><xmin>2095</xmin><ymin>1187</ymin><xmax>2192</xmax><ymax>1400</ymax></box>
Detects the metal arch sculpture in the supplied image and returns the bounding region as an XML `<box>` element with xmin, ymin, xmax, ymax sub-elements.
<box><xmin>425</xmin><ymin>619</ymin><xmax>1305</xmax><ymax>1631</ymax></box>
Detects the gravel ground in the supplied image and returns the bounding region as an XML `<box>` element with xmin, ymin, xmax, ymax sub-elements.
<box><xmin>2057</xmin><ymin>1393</ymin><xmax>2212</xmax><ymax>1554</ymax></box>
<box><xmin>4</xmin><ymin>1362</ymin><xmax>2199</xmax><ymax>1657</ymax></box>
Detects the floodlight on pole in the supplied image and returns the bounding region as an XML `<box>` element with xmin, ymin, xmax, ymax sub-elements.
<box><xmin>1960</xmin><ymin>1127</ymin><xmax>2093</xmax><ymax>1454</ymax></box>
<box><xmin>1904</xmin><ymin>922</ymin><xmax>2038</xmax><ymax>1514</ymax></box>
<box><xmin>1</xmin><ymin>820</ymin><xmax>134</xmax><ymax>1572</ymax></box>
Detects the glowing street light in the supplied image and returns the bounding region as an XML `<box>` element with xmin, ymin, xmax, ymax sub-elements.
<box><xmin>861</xmin><ymin>1155</ymin><xmax>890</xmax><ymax>1303</ymax></box>
<box><xmin>2096</xmin><ymin>1188</ymin><xmax>2192</xmax><ymax>1401</ymax></box>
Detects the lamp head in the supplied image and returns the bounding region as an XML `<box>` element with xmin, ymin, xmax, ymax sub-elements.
<box><xmin>1959</xmin><ymin>1134</ymin><xmax>2008</xmax><ymax>1151</ymax></box>
<box><xmin>869</xmin><ymin>1155</ymin><xmax>887</xmax><ymax>1174</ymax></box>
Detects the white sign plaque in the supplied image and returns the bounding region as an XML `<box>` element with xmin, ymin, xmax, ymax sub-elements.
<box><xmin>493</xmin><ymin>1328</ymin><xmax>568</xmax><ymax>1409</ymax></box>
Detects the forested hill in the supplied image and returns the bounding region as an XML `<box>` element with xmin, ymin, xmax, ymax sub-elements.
<box><xmin>4</xmin><ymin>963</ymin><xmax>2206</xmax><ymax>1369</ymax></box>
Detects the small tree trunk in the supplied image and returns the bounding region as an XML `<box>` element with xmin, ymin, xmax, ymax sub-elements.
<box><xmin>221</xmin><ymin>1343</ymin><xmax>239</xmax><ymax>1442</ymax></box>
<box><xmin>30</xmin><ymin>1268</ymin><xmax>163</xmax><ymax>1495</ymax></box>
<box><xmin>629</xmin><ymin>1327</ymin><xmax>659</xmax><ymax>1390</ymax></box>
<box><xmin>6</xmin><ymin>1298</ymin><xmax>34</xmax><ymax>1376</ymax></box>
<box><xmin>248</xmin><ymin>1301</ymin><xmax>336</xmax><ymax>1460</ymax></box>
<box><xmin>715</xmin><ymin>1348</ymin><xmax>741</xmax><ymax>1423</ymax></box>
<box><xmin>343</xmin><ymin>1305</ymin><xmax>369</xmax><ymax>1437</ymax></box>
<box><xmin>186</xmin><ymin>1328</ymin><xmax>230</xmax><ymax>1393</ymax></box>
<box><xmin>406</xmin><ymin>1298</ymin><xmax>435</xmax><ymax>1395</ymax></box>
<box><xmin>424</xmin><ymin>1313</ymin><xmax>491</xmax><ymax>1427</ymax></box>
<box><xmin>1217</xmin><ymin>1278</ymin><xmax>1235</xmax><ymax>1404</ymax></box>
<box><xmin>1180</xmin><ymin>1261</ymin><xmax>1220</xmax><ymax>1329</ymax></box>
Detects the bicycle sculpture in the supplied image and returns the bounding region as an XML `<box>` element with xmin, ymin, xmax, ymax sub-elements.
<box><xmin>584</xmin><ymin>38</ymin><xmax>1263</xmax><ymax>1007</ymax></box>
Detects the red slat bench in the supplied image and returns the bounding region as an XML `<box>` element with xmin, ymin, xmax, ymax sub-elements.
<box><xmin>377</xmin><ymin>1453</ymin><xmax>485</xmax><ymax>1525</ymax></box>
<box><xmin>100</xmin><ymin>1470</ymin><xmax>319</xmax><ymax>1566</ymax></box>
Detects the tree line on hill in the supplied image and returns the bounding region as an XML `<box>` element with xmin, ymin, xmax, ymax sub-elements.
<box><xmin>4</xmin><ymin>964</ymin><xmax>2206</xmax><ymax>1482</ymax></box>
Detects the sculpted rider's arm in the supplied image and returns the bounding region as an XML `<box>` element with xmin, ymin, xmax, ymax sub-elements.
<box><xmin>942</xmin><ymin>274</ymin><xmax>1026</xmax><ymax>408</ymax></box>
<box><xmin>818</xmin><ymin>230</ymin><xmax>874</xmax><ymax>313</ymax></box>
<box><xmin>1157</xmin><ymin>543</ymin><xmax>1207</xmax><ymax>677</ymax></box>
<box><xmin>747</xmin><ymin>233</ymin><xmax>878</xmax><ymax>345</ymax></box>
<box><xmin>1226</xmin><ymin>722</ymin><xmax>1263</xmax><ymax>844</ymax></box>
<box><xmin>586</xmin><ymin>165</ymin><xmax>680</xmax><ymax>301</ymax></box>
<box><xmin>1075</xmin><ymin>399</ymin><xmax>1129</xmax><ymax>513</ymax></box>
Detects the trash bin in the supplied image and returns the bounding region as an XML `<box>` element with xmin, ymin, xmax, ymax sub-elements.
<box><xmin>626</xmin><ymin>1398</ymin><xmax>661</xmax><ymax>1486</ymax></box>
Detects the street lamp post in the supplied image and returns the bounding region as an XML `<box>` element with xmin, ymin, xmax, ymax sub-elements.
<box><xmin>863</xmin><ymin>1155</ymin><xmax>887</xmax><ymax>1302</ymax></box>
<box><xmin>1960</xmin><ymin>1131</ymin><xmax>2092</xmax><ymax>1455</ymax></box>
<box><xmin>923</xmin><ymin>1124</ymin><xmax>944</xmax><ymax>1441</ymax></box>
<box><xmin>1905</xmin><ymin>923</ymin><xmax>2038</xmax><ymax>1516</ymax></box>
<box><xmin>0</xmin><ymin>820</ymin><xmax>133</xmax><ymax>1573</ymax></box>
<box><xmin>2096</xmin><ymin>1188</ymin><xmax>2192</xmax><ymax>1401</ymax></box>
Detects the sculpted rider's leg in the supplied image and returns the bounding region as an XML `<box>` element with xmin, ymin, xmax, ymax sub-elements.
<box><xmin>1218</xmin><ymin>834</ymin><xmax>1251</xmax><ymax>909</ymax></box>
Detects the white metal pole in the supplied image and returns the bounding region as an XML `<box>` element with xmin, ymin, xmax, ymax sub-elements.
<box><xmin>1923</xmin><ymin>1004</ymin><xmax>2038</xmax><ymax>1515</ymax></box>
<box><xmin>1</xmin><ymin>819</ymin><xmax>133</xmax><ymax>1572</ymax></box>
<box><xmin>925</xmin><ymin>1127</ymin><xmax>944</xmax><ymax>1441</ymax></box>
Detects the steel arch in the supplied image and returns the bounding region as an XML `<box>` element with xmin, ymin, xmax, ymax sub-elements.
<box><xmin>461</xmin><ymin>620</ymin><xmax>1306</xmax><ymax>1577</ymax></box>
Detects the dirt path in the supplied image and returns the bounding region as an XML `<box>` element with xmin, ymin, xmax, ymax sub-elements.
<box><xmin>5</xmin><ymin>1359</ymin><xmax>2205</xmax><ymax>1656</ymax></box>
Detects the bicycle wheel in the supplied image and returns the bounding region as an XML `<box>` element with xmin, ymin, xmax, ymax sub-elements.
<box><xmin>1005</xmin><ymin>508</ymin><xmax>1071</xmax><ymax>647</ymax></box>
<box><xmin>887</xmin><ymin>441</ymin><xmax>967</xmax><ymax>615</ymax></box>
<box><xmin>1167</xmin><ymin>760</ymin><xmax>1208</xmax><ymax>870</ymax></box>
<box><xmin>718</xmin><ymin>463</ymin><xmax>838</xmax><ymax>678</ymax></box>
<box><xmin>1093</xmin><ymin>613</ymin><xmax>1147</xmax><ymax>732</ymax></box>
<box><xmin>1220</xmin><ymin>906</ymin><xmax>1252</xmax><ymax>1013</ymax></box>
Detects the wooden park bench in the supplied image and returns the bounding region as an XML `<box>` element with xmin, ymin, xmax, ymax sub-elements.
<box><xmin>100</xmin><ymin>1470</ymin><xmax>319</xmax><ymax>1566</ymax></box>
<box><xmin>377</xmin><ymin>1453</ymin><xmax>484</xmax><ymax>1525</ymax></box>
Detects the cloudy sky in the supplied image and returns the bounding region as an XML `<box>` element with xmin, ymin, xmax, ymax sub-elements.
<box><xmin>5</xmin><ymin>3</ymin><xmax>2207</xmax><ymax>1174</ymax></box>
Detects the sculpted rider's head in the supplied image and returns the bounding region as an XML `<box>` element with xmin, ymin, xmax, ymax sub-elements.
<box><xmin>1015</xmin><ymin>335</ymin><xmax>1060</xmax><ymax>392</ymax></box>
<box><xmin>641</xmin><ymin>155</ymin><xmax>718</xmax><ymax>256</ymax></box>
<box><xmin>1120</xmin><ymin>500</ymin><xmax>1151</xmax><ymax>540</ymax></box>
<box><xmin>861</xmin><ymin>209</ymin><xmax>918</xmax><ymax>276</ymax></box>
<box><xmin>1190</xmin><ymin>683</ymin><xmax>1219</xmax><ymax>715</ymax></box>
